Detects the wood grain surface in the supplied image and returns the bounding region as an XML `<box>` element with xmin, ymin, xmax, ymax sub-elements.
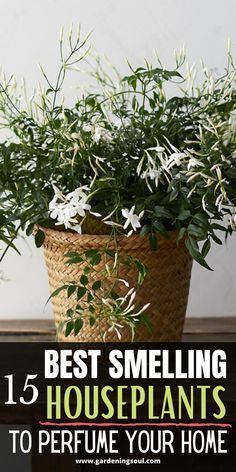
<box><xmin>0</xmin><ymin>318</ymin><xmax>235</xmax><ymax>342</ymax></box>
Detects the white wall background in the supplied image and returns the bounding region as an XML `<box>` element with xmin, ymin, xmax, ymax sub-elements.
<box><xmin>0</xmin><ymin>0</ymin><xmax>235</xmax><ymax>319</ymax></box>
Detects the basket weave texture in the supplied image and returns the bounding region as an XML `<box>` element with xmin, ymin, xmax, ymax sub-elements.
<box><xmin>43</xmin><ymin>227</ymin><xmax>192</xmax><ymax>342</ymax></box>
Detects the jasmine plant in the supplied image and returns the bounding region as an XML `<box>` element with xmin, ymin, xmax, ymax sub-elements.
<box><xmin>0</xmin><ymin>27</ymin><xmax>235</xmax><ymax>339</ymax></box>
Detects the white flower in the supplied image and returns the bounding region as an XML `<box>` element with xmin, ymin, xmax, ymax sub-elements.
<box><xmin>72</xmin><ymin>223</ymin><xmax>82</xmax><ymax>234</ymax></box>
<box><xmin>90</xmin><ymin>211</ymin><xmax>102</xmax><ymax>218</ymax></box>
<box><xmin>82</xmin><ymin>123</ymin><xmax>112</xmax><ymax>143</ymax></box>
<box><xmin>117</xmin><ymin>279</ymin><xmax>130</xmax><ymax>287</ymax></box>
<box><xmin>166</xmin><ymin>152</ymin><xmax>186</xmax><ymax>169</ymax></box>
<box><xmin>70</xmin><ymin>132</ymin><xmax>80</xmax><ymax>140</ymax></box>
<box><xmin>51</xmin><ymin>183</ymin><xmax>64</xmax><ymax>200</ymax></box>
<box><xmin>103</xmin><ymin>220</ymin><xmax>121</xmax><ymax>227</ymax></box>
<box><xmin>102</xmin><ymin>287</ymin><xmax>151</xmax><ymax>341</ymax></box>
<box><xmin>141</xmin><ymin>167</ymin><xmax>161</xmax><ymax>189</ymax></box>
<box><xmin>103</xmin><ymin>323</ymin><xmax>124</xmax><ymax>341</ymax></box>
<box><xmin>137</xmin><ymin>143</ymin><xmax>168</xmax><ymax>191</ymax></box>
<box><xmin>82</xmin><ymin>124</ymin><xmax>92</xmax><ymax>132</ymax></box>
<box><xmin>147</xmin><ymin>144</ymin><xmax>165</xmax><ymax>154</ymax></box>
<box><xmin>117</xmin><ymin>287</ymin><xmax>150</xmax><ymax>319</ymax></box>
<box><xmin>66</xmin><ymin>185</ymin><xmax>89</xmax><ymax>201</ymax></box>
<box><xmin>49</xmin><ymin>185</ymin><xmax>91</xmax><ymax>233</ymax></box>
<box><xmin>122</xmin><ymin>206</ymin><xmax>144</xmax><ymax>235</ymax></box>
<box><xmin>94</xmin><ymin>125</ymin><xmax>103</xmax><ymax>144</ymax></box>
<box><xmin>187</xmin><ymin>157</ymin><xmax>204</xmax><ymax>171</ymax></box>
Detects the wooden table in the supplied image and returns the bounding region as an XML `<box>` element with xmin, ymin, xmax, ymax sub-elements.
<box><xmin>0</xmin><ymin>317</ymin><xmax>235</xmax><ymax>342</ymax></box>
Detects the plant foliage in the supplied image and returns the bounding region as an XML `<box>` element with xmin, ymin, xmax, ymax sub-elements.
<box><xmin>0</xmin><ymin>28</ymin><xmax>235</xmax><ymax>338</ymax></box>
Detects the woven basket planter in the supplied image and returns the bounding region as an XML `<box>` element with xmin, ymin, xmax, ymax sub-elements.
<box><xmin>42</xmin><ymin>227</ymin><xmax>192</xmax><ymax>342</ymax></box>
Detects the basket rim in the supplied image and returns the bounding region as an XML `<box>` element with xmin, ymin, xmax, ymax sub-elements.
<box><xmin>39</xmin><ymin>225</ymin><xmax>179</xmax><ymax>249</ymax></box>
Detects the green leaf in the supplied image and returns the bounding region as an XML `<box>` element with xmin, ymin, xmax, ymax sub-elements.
<box><xmin>74</xmin><ymin>318</ymin><xmax>83</xmax><ymax>336</ymax></box>
<box><xmin>188</xmin><ymin>223</ymin><xmax>205</xmax><ymax>239</ymax></box>
<box><xmin>177</xmin><ymin>209</ymin><xmax>191</xmax><ymax>221</ymax></box>
<box><xmin>67</xmin><ymin>285</ymin><xmax>76</xmax><ymax>298</ymax></box>
<box><xmin>193</xmin><ymin>213</ymin><xmax>209</xmax><ymax>228</ymax></box>
<box><xmin>65</xmin><ymin>251</ymin><xmax>81</xmax><ymax>258</ymax></box>
<box><xmin>134</xmin><ymin>259</ymin><xmax>146</xmax><ymax>276</ymax></box>
<box><xmin>77</xmin><ymin>286</ymin><xmax>87</xmax><ymax>300</ymax></box>
<box><xmin>154</xmin><ymin>206</ymin><xmax>172</xmax><ymax>219</ymax></box>
<box><xmin>212</xmin><ymin>233</ymin><xmax>223</xmax><ymax>245</ymax></box>
<box><xmin>0</xmin><ymin>233</ymin><xmax>21</xmax><ymax>255</ymax></box>
<box><xmin>46</xmin><ymin>88</ymin><xmax>54</xmax><ymax>96</ymax></box>
<box><xmin>153</xmin><ymin>221</ymin><xmax>169</xmax><ymax>238</ymax></box>
<box><xmin>92</xmin><ymin>280</ymin><xmax>102</xmax><ymax>291</ymax></box>
<box><xmin>35</xmin><ymin>229</ymin><xmax>45</xmax><ymax>248</ymax></box>
<box><xmin>66</xmin><ymin>308</ymin><xmax>74</xmax><ymax>318</ymax></box>
<box><xmin>26</xmin><ymin>223</ymin><xmax>35</xmax><ymax>236</ymax></box>
<box><xmin>135</xmin><ymin>259</ymin><xmax>147</xmax><ymax>285</ymax></box>
<box><xmin>169</xmin><ymin>188</ymin><xmax>179</xmax><ymax>201</ymax></box>
<box><xmin>65</xmin><ymin>321</ymin><xmax>74</xmax><ymax>337</ymax></box>
<box><xmin>176</xmin><ymin>227</ymin><xmax>186</xmax><ymax>244</ymax></box>
<box><xmin>212</xmin><ymin>223</ymin><xmax>226</xmax><ymax>231</ymax></box>
<box><xmin>89</xmin><ymin>316</ymin><xmax>96</xmax><ymax>327</ymax></box>
<box><xmin>202</xmin><ymin>239</ymin><xmax>211</xmax><ymax>258</ymax></box>
<box><xmin>80</xmin><ymin>274</ymin><xmax>88</xmax><ymax>286</ymax></box>
<box><xmin>185</xmin><ymin>237</ymin><xmax>213</xmax><ymax>271</ymax></box>
<box><xmin>140</xmin><ymin>224</ymin><xmax>150</xmax><ymax>236</ymax></box>
<box><xmin>87</xmin><ymin>292</ymin><xmax>94</xmax><ymax>302</ymax></box>
<box><xmin>140</xmin><ymin>312</ymin><xmax>153</xmax><ymax>332</ymax></box>
<box><xmin>149</xmin><ymin>233</ymin><xmax>157</xmax><ymax>250</ymax></box>
<box><xmin>85</xmin><ymin>249</ymin><xmax>101</xmax><ymax>266</ymax></box>
<box><xmin>47</xmin><ymin>284</ymin><xmax>68</xmax><ymax>303</ymax></box>
<box><xmin>65</xmin><ymin>254</ymin><xmax>83</xmax><ymax>264</ymax></box>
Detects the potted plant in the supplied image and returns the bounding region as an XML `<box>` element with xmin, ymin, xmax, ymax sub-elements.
<box><xmin>0</xmin><ymin>28</ymin><xmax>235</xmax><ymax>342</ymax></box>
